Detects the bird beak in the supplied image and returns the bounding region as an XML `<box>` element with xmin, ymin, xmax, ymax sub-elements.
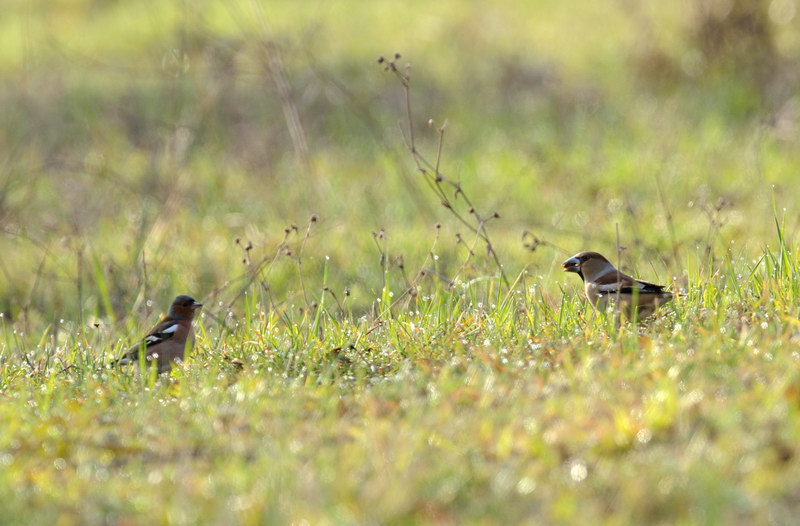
<box><xmin>562</xmin><ymin>257</ymin><xmax>580</xmax><ymax>273</ymax></box>
<box><xmin>192</xmin><ymin>301</ymin><xmax>203</xmax><ymax>309</ymax></box>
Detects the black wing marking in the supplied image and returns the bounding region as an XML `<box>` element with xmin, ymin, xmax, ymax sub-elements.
<box><xmin>117</xmin><ymin>321</ymin><xmax>179</xmax><ymax>364</ymax></box>
<box><xmin>597</xmin><ymin>282</ymin><xmax>667</xmax><ymax>296</ymax></box>
<box><xmin>142</xmin><ymin>324</ymin><xmax>179</xmax><ymax>348</ymax></box>
<box><xmin>633</xmin><ymin>281</ymin><xmax>667</xmax><ymax>293</ymax></box>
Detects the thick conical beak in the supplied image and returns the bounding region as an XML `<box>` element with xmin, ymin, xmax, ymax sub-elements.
<box><xmin>192</xmin><ymin>301</ymin><xmax>203</xmax><ymax>309</ymax></box>
<box><xmin>562</xmin><ymin>257</ymin><xmax>580</xmax><ymax>273</ymax></box>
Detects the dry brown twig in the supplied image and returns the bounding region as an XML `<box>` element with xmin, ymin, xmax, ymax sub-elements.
<box><xmin>378</xmin><ymin>54</ymin><xmax>510</xmax><ymax>287</ymax></box>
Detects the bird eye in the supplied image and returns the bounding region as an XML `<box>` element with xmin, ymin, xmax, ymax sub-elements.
<box><xmin>581</xmin><ymin>256</ymin><xmax>588</xmax><ymax>262</ymax></box>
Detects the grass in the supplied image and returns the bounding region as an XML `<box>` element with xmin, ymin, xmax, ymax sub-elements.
<box><xmin>3</xmin><ymin>0</ymin><xmax>800</xmax><ymax>523</ymax></box>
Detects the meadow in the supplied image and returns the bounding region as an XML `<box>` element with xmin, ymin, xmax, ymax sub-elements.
<box><xmin>3</xmin><ymin>0</ymin><xmax>800</xmax><ymax>523</ymax></box>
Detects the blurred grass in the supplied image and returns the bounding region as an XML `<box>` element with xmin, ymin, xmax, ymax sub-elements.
<box><xmin>3</xmin><ymin>0</ymin><xmax>800</xmax><ymax>523</ymax></box>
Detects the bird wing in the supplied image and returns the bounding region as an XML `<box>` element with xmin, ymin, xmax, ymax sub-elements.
<box><xmin>593</xmin><ymin>269</ymin><xmax>668</xmax><ymax>296</ymax></box>
<box><xmin>117</xmin><ymin>320</ymin><xmax>180</xmax><ymax>364</ymax></box>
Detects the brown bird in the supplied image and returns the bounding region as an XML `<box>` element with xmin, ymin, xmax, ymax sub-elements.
<box><xmin>562</xmin><ymin>251</ymin><xmax>673</xmax><ymax>318</ymax></box>
<box><xmin>116</xmin><ymin>295</ymin><xmax>203</xmax><ymax>373</ymax></box>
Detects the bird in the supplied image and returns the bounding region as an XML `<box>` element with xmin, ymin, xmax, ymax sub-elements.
<box><xmin>562</xmin><ymin>251</ymin><xmax>673</xmax><ymax>318</ymax></box>
<box><xmin>116</xmin><ymin>295</ymin><xmax>203</xmax><ymax>373</ymax></box>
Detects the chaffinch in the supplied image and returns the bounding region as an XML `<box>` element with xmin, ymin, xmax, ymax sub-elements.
<box><xmin>562</xmin><ymin>251</ymin><xmax>673</xmax><ymax>318</ymax></box>
<box><xmin>116</xmin><ymin>295</ymin><xmax>203</xmax><ymax>373</ymax></box>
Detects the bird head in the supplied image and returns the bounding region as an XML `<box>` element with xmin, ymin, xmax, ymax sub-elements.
<box><xmin>168</xmin><ymin>295</ymin><xmax>203</xmax><ymax>320</ymax></box>
<box><xmin>562</xmin><ymin>252</ymin><xmax>614</xmax><ymax>282</ymax></box>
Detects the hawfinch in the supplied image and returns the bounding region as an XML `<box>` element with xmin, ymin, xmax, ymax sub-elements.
<box><xmin>116</xmin><ymin>295</ymin><xmax>203</xmax><ymax>373</ymax></box>
<box><xmin>562</xmin><ymin>251</ymin><xmax>673</xmax><ymax>318</ymax></box>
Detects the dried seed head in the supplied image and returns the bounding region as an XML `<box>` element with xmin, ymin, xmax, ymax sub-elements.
<box><xmin>235</xmin><ymin>237</ymin><xmax>241</xmax><ymax>245</ymax></box>
<box><xmin>394</xmin><ymin>52</ymin><xmax>401</xmax><ymax>60</ymax></box>
<box><xmin>310</xmin><ymin>214</ymin><xmax>318</xmax><ymax>223</ymax></box>
<box><xmin>493</xmin><ymin>212</ymin><xmax>500</xmax><ymax>219</ymax></box>
<box><xmin>377</xmin><ymin>56</ymin><xmax>385</xmax><ymax>63</ymax></box>
<box><xmin>344</xmin><ymin>287</ymin><xmax>351</xmax><ymax>296</ymax></box>
<box><xmin>435</xmin><ymin>223</ymin><xmax>441</xmax><ymax>229</ymax></box>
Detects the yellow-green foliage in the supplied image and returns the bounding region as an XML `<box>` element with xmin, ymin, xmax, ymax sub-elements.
<box><xmin>2</xmin><ymin>1</ymin><xmax>800</xmax><ymax>523</ymax></box>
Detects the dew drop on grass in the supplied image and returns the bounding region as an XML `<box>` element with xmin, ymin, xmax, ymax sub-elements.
<box><xmin>569</xmin><ymin>460</ymin><xmax>588</xmax><ymax>482</ymax></box>
<box><xmin>516</xmin><ymin>477</ymin><xmax>536</xmax><ymax>495</ymax></box>
<box><xmin>686</xmin><ymin>390</ymin><xmax>704</xmax><ymax>404</ymax></box>
<box><xmin>636</xmin><ymin>428</ymin><xmax>653</xmax><ymax>444</ymax></box>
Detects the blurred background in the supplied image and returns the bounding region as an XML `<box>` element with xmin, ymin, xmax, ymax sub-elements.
<box><xmin>2</xmin><ymin>0</ymin><xmax>800</xmax><ymax>327</ymax></box>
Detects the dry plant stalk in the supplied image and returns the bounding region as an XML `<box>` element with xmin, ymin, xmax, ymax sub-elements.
<box><xmin>379</xmin><ymin>54</ymin><xmax>510</xmax><ymax>288</ymax></box>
